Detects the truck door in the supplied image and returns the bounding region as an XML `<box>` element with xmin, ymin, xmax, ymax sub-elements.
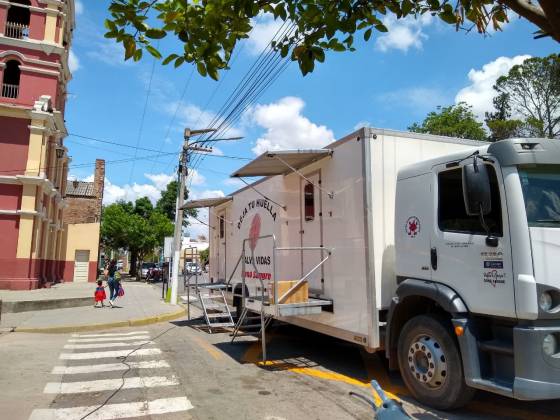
<box><xmin>217</xmin><ymin>212</ymin><xmax>227</xmax><ymax>281</ymax></box>
<box><xmin>430</xmin><ymin>163</ymin><xmax>516</xmax><ymax>318</ymax></box>
<box><xmin>300</xmin><ymin>171</ymin><xmax>324</xmax><ymax>295</ymax></box>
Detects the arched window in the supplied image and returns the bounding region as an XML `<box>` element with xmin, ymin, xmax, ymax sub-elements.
<box><xmin>6</xmin><ymin>0</ymin><xmax>31</xmax><ymax>39</ymax></box>
<box><xmin>2</xmin><ymin>60</ymin><xmax>21</xmax><ymax>98</ymax></box>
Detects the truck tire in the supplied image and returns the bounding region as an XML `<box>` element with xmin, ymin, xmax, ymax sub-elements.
<box><xmin>397</xmin><ymin>314</ymin><xmax>475</xmax><ymax>410</ymax></box>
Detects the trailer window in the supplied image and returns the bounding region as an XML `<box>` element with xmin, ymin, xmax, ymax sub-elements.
<box><xmin>438</xmin><ymin>166</ymin><xmax>503</xmax><ymax>236</ymax></box>
<box><xmin>304</xmin><ymin>182</ymin><xmax>315</xmax><ymax>221</ymax></box>
<box><xmin>219</xmin><ymin>216</ymin><xmax>225</xmax><ymax>238</ymax></box>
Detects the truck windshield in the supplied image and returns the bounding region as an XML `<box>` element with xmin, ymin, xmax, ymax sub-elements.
<box><xmin>519</xmin><ymin>166</ymin><xmax>560</xmax><ymax>228</ymax></box>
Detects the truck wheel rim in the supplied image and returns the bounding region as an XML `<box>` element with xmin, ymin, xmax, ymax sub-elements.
<box><xmin>407</xmin><ymin>334</ymin><xmax>447</xmax><ymax>389</ymax></box>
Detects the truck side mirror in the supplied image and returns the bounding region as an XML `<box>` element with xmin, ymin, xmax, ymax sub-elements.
<box><xmin>462</xmin><ymin>159</ymin><xmax>492</xmax><ymax>216</ymax></box>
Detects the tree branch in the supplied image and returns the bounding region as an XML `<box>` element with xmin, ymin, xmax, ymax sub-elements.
<box><xmin>539</xmin><ymin>0</ymin><xmax>560</xmax><ymax>41</ymax></box>
<box><xmin>500</xmin><ymin>0</ymin><xmax>559</xmax><ymax>42</ymax></box>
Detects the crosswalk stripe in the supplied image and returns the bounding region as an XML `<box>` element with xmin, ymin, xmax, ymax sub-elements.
<box><xmin>59</xmin><ymin>348</ymin><xmax>161</xmax><ymax>360</ymax></box>
<box><xmin>28</xmin><ymin>396</ymin><xmax>193</xmax><ymax>420</ymax></box>
<box><xmin>51</xmin><ymin>360</ymin><xmax>170</xmax><ymax>375</ymax></box>
<box><xmin>68</xmin><ymin>335</ymin><xmax>150</xmax><ymax>343</ymax></box>
<box><xmin>64</xmin><ymin>341</ymin><xmax>154</xmax><ymax>350</ymax></box>
<box><xmin>72</xmin><ymin>331</ymin><xmax>149</xmax><ymax>338</ymax></box>
<box><xmin>43</xmin><ymin>376</ymin><xmax>179</xmax><ymax>394</ymax></box>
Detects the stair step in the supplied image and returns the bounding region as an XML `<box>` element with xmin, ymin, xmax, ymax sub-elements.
<box><xmin>203</xmin><ymin>303</ymin><xmax>227</xmax><ymax>309</ymax></box>
<box><xmin>201</xmin><ymin>294</ymin><xmax>224</xmax><ymax>300</ymax></box>
<box><xmin>238</xmin><ymin>324</ymin><xmax>262</xmax><ymax>330</ymax></box>
<box><xmin>230</xmin><ymin>331</ymin><xmax>261</xmax><ymax>337</ymax></box>
<box><xmin>207</xmin><ymin>313</ymin><xmax>232</xmax><ymax>318</ymax></box>
<box><xmin>208</xmin><ymin>322</ymin><xmax>235</xmax><ymax>327</ymax></box>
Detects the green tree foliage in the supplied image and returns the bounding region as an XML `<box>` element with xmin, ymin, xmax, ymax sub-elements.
<box><xmin>487</xmin><ymin>54</ymin><xmax>560</xmax><ymax>140</ymax></box>
<box><xmin>409</xmin><ymin>103</ymin><xmax>487</xmax><ymax>141</ymax></box>
<box><xmin>155</xmin><ymin>180</ymin><xmax>197</xmax><ymax>227</ymax></box>
<box><xmin>101</xmin><ymin>197</ymin><xmax>174</xmax><ymax>276</ymax></box>
<box><xmin>105</xmin><ymin>1</ymin><xmax>559</xmax><ymax>79</ymax></box>
<box><xmin>199</xmin><ymin>248</ymin><xmax>209</xmax><ymax>267</ymax></box>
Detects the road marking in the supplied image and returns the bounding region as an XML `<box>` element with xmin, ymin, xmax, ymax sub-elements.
<box><xmin>43</xmin><ymin>376</ymin><xmax>179</xmax><ymax>394</ymax></box>
<box><xmin>68</xmin><ymin>335</ymin><xmax>151</xmax><ymax>343</ymax></box>
<box><xmin>59</xmin><ymin>348</ymin><xmax>161</xmax><ymax>360</ymax></box>
<box><xmin>64</xmin><ymin>341</ymin><xmax>154</xmax><ymax>349</ymax></box>
<box><xmin>191</xmin><ymin>335</ymin><xmax>223</xmax><ymax>360</ymax></box>
<box><xmin>51</xmin><ymin>360</ymin><xmax>171</xmax><ymax>375</ymax></box>
<box><xmin>28</xmin><ymin>397</ymin><xmax>193</xmax><ymax>420</ymax></box>
<box><xmin>72</xmin><ymin>331</ymin><xmax>149</xmax><ymax>338</ymax></box>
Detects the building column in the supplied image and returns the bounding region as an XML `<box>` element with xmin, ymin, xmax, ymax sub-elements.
<box><xmin>44</xmin><ymin>5</ymin><xmax>61</xmax><ymax>45</ymax></box>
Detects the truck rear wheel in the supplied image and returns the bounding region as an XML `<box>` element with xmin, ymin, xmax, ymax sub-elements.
<box><xmin>397</xmin><ymin>314</ymin><xmax>475</xmax><ymax>410</ymax></box>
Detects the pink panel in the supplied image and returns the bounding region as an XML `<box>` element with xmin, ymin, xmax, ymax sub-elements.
<box><xmin>29</xmin><ymin>11</ymin><xmax>45</xmax><ymax>41</ymax></box>
<box><xmin>0</xmin><ymin>117</ymin><xmax>30</xmax><ymax>175</ymax></box>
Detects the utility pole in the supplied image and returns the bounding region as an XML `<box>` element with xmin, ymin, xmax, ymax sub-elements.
<box><xmin>170</xmin><ymin>128</ymin><xmax>214</xmax><ymax>305</ymax></box>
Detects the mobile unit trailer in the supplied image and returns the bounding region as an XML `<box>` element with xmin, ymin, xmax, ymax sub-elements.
<box><xmin>185</xmin><ymin>127</ymin><xmax>560</xmax><ymax>409</ymax></box>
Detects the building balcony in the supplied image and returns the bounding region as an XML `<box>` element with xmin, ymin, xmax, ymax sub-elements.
<box><xmin>4</xmin><ymin>21</ymin><xmax>29</xmax><ymax>40</ymax></box>
<box><xmin>1</xmin><ymin>83</ymin><xmax>19</xmax><ymax>99</ymax></box>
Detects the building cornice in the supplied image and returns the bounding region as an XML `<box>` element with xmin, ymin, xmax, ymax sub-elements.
<box><xmin>0</xmin><ymin>34</ymin><xmax>65</xmax><ymax>57</ymax></box>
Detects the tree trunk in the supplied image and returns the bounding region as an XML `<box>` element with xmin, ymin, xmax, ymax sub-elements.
<box><xmin>130</xmin><ymin>250</ymin><xmax>138</xmax><ymax>277</ymax></box>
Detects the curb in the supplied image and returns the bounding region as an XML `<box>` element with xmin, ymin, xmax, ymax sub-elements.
<box><xmin>12</xmin><ymin>307</ymin><xmax>186</xmax><ymax>334</ymax></box>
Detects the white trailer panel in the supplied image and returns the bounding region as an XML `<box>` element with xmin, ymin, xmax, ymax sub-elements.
<box><xmin>205</xmin><ymin>128</ymin><xmax>482</xmax><ymax>350</ymax></box>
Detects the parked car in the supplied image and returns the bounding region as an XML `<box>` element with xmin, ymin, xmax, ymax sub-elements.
<box><xmin>141</xmin><ymin>262</ymin><xmax>157</xmax><ymax>278</ymax></box>
<box><xmin>184</xmin><ymin>262</ymin><xmax>202</xmax><ymax>275</ymax></box>
<box><xmin>117</xmin><ymin>260</ymin><xmax>124</xmax><ymax>270</ymax></box>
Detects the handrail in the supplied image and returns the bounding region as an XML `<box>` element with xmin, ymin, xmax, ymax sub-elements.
<box><xmin>276</xmin><ymin>247</ymin><xmax>333</xmax><ymax>304</ymax></box>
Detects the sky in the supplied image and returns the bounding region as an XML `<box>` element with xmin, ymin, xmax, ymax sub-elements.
<box><xmin>66</xmin><ymin>1</ymin><xmax>558</xmax><ymax>238</ymax></box>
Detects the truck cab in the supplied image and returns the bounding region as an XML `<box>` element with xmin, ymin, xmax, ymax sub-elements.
<box><xmin>389</xmin><ymin>138</ymin><xmax>560</xmax><ymax>409</ymax></box>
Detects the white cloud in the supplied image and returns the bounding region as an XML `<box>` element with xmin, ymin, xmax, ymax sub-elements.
<box><xmin>353</xmin><ymin>121</ymin><xmax>371</xmax><ymax>130</ymax></box>
<box><xmin>377</xmin><ymin>87</ymin><xmax>448</xmax><ymax>111</ymax></box>
<box><xmin>191</xmin><ymin>189</ymin><xmax>225</xmax><ymax>200</ymax></box>
<box><xmin>455</xmin><ymin>55</ymin><xmax>530</xmax><ymax>119</ymax></box>
<box><xmin>187</xmin><ymin>169</ymin><xmax>206</xmax><ymax>187</ymax></box>
<box><xmin>144</xmin><ymin>173</ymin><xmax>174</xmax><ymax>191</ymax></box>
<box><xmin>247</xmin><ymin>14</ymin><xmax>284</xmax><ymax>55</ymax></box>
<box><xmin>223</xmin><ymin>178</ymin><xmax>245</xmax><ymax>189</ymax></box>
<box><xmin>249</xmin><ymin>96</ymin><xmax>335</xmax><ymax>155</ymax></box>
<box><xmin>169</xmin><ymin>102</ymin><xmax>244</xmax><ymax>138</ymax></box>
<box><xmin>103</xmin><ymin>172</ymin><xmax>179</xmax><ymax>205</ymax></box>
<box><xmin>75</xmin><ymin>0</ymin><xmax>83</xmax><ymax>15</ymax></box>
<box><xmin>69</xmin><ymin>50</ymin><xmax>80</xmax><ymax>72</ymax></box>
<box><xmin>375</xmin><ymin>14</ymin><xmax>433</xmax><ymax>53</ymax></box>
<box><xmin>87</xmin><ymin>38</ymin><xmax>132</xmax><ymax>67</ymax></box>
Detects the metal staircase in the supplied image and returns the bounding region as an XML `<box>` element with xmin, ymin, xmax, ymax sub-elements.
<box><xmin>228</xmin><ymin>234</ymin><xmax>333</xmax><ymax>361</ymax></box>
<box><xmin>182</xmin><ymin>246</ymin><xmax>234</xmax><ymax>333</ymax></box>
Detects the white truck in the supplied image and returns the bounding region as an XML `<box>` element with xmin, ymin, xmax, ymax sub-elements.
<box><xmin>184</xmin><ymin>127</ymin><xmax>560</xmax><ymax>409</ymax></box>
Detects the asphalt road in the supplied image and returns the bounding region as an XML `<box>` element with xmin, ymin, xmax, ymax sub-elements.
<box><xmin>1</xmin><ymin>315</ymin><xmax>560</xmax><ymax>419</ymax></box>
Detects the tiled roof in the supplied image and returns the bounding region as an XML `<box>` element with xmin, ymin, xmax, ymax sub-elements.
<box><xmin>66</xmin><ymin>181</ymin><xmax>96</xmax><ymax>197</ymax></box>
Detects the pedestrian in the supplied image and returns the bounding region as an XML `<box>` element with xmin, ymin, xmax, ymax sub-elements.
<box><xmin>110</xmin><ymin>267</ymin><xmax>124</xmax><ymax>307</ymax></box>
<box><xmin>93</xmin><ymin>280</ymin><xmax>106</xmax><ymax>308</ymax></box>
<box><xmin>107</xmin><ymin>259</ymin><xmax>118</xmax><ymax>307</ymax></box>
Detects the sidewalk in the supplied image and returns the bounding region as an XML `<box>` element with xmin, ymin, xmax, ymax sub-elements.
<box><xmin>0</xmin><ymin>282</ymin><xmax>185</xmax><ymax>333</ymax></box>
<box><xmin>0</xmin><ymin>283</ymin><xmax>94</xmax><ymax>313</ymax></box>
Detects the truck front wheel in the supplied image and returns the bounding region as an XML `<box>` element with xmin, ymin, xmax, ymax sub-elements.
<box><xmin>397</xmin><ymin>314</ymin><xmax>475</xmax><ymax>410</ymax></box>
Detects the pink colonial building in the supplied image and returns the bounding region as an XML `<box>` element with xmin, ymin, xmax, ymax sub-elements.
<box><xmin>0</xmin><ymin>0</ymin><xmax>77</xmax><ymax>289</ymax></box>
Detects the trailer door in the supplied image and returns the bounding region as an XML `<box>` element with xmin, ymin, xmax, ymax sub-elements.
<box><xmin>300</xmin><ymin>171</ymin><xmax>324</xmax><ymax>295</ymax></box>
<box><xmin>217</xmin><ymin>212</ymin><xmax>227</xmax><ymax>281</ymax></box>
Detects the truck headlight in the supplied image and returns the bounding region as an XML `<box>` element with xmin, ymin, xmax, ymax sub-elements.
<box><xmin>543</xmin><ymin>334</ymin><xmax>557</xmax><ymax>356</ymax></box>
<box><xmin>540</xmin><ymin>292</ymin><xmax>553</xmax><ymax>312</ymax></box>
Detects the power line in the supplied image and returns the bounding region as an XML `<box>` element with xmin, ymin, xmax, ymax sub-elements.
<box><xmin>127</xmin><ymin>45</ymin><xmax>159</xmax><ymax>190</ymax></box>
<box><xmin>150</xmin><ymin>65</ymin><xmax>196</xmax><ymax>172</ymax></box>
<box><xmin>0</xmin><ymin>150</ymin><xmax>179</xmax><ymax>176</ymax></box>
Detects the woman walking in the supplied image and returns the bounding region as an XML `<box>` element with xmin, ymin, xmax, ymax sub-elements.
<box><xmin>106</xmin><ymin>260</ymin><xmax>118</xmax><ymax>307</ymax></box>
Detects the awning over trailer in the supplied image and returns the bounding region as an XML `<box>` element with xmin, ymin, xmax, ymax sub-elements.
<box><xmin>182</xmin><ymin>196</ymin><xmax>232</xmax><ymax>209</ymax></box>
<box><xmin>231</xmin><ymin>149</ymin><xmax>333</xmax><ymax>177</ymax></box>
